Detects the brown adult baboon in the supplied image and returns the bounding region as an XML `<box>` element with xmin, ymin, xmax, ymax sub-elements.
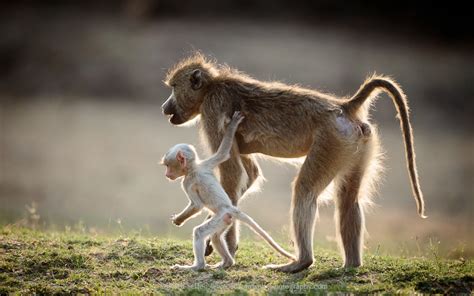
<box><xmin>162</xmin><ymin>53</ymin><xmax>426</xmax><ymax>273</ymax></box>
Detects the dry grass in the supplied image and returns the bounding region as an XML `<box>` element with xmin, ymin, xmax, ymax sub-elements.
<box><xmin>1</xmin><ymin>226</ymin><xmax>472</xmax><ymax>294</ymax></box>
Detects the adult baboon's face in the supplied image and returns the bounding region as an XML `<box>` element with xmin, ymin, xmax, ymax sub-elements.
<box><xmin>162</xmin><ymin>68</ymin><xmax>206</xmax><ymax>125</ymax></box>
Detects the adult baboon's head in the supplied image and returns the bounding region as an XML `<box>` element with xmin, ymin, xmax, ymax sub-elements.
<box><xmin>162</xmin><ymin>53</ymin><xmax>218</xmax><ymax>125</ymax></box>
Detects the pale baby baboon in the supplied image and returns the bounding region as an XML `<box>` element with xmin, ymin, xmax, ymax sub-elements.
<box><xmin>162</xmin><ymin>53</ymin><xmax>426</xmax><ymax>273</ymax></box>
<box><xmin>161</xmin><ymin>111</ymin><xmax>295</xmax><ymax>271</ymax></box>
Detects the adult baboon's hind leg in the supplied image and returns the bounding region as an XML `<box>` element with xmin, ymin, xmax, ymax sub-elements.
<box><xmin>267</xmin><ymin>133</ymin><xmax>345</xmax><ymax>273</ymax></box>
<box><xmin>241</xmin><ymin>155</ymin><xmax>262</xmax><ymax>191</ymax></box>
<box><xmin>334</xmin><ymin>146</ymin><xmax>372</xmax><ymax>268</ymax></box>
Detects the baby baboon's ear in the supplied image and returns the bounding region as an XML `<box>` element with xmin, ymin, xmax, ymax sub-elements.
<box><xmin>190</xmin><ymin>69</ymin><xmax>203</xmax><ymax>90</ymax></box>
<box><xmin>176</xmin><ymin>150</ymin><xmax>187</xmax><ymax>168</ymax></box>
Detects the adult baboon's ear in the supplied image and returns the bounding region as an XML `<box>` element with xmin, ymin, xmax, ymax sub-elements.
<box><xmin>190</xmin><ymin>69</ymin><xmax>203</xmax><ymax>90</ymax></box>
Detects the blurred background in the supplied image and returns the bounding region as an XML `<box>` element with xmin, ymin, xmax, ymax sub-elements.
<box><xmin>1</xmin><ymin>1</ymin><xmax>472</xmax><ymax>257</ymax></box>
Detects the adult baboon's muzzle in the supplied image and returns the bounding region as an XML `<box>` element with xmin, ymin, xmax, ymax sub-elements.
<box><xmin>161</xmin><ymin>100</ymin><xmax>177</xmax><ymax>116</ymax></box>
<box><xmin>162</xmin><ymin>99</ymin><xmax>186</xmax><ymax>125</ymax></box>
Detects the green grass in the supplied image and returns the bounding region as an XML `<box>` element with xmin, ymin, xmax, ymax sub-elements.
<box><xmin>0</xmin><ymin>226</ymin><xmax>472</xmax><ymax>294</ymax></box>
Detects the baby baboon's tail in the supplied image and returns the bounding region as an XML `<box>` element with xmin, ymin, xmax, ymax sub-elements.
<box><xmin>235</xmin><ymin>211</ymin><xmax>296</xmax><ymax>260</ymax></box>
<box><xmin>343</xmin><ymin>75</ymin><xmax>427</xmax><ymax>218</ymax></box>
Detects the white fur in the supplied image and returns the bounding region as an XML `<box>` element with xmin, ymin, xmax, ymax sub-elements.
<box><xmin>166</xmin><ymin>112</ymin><xmax>295</xmax><ymax>271</ymax></box>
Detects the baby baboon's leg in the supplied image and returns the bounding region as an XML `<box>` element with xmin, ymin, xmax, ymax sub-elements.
<box><xmin>268</xmin><ymin>133</ymin><xmax>344</xmax><ymax>273</ymax></box>
<box><xmin>190</xmin><ymin>216</ymin><xmax>227</xmax><ymax>270</ymax></box>
<box><xmin>334</xmin><ymin>152</ymin><xmax>369</xmax><ymax>268</ymax></box>
<box><xmin>223</xmin><ymin>155</ymin><xmax>261</xmax><ymax>254</ymax></box>
<box><xmin>204</xmin><ymin>153</ymin><xmax>243</xmax><ymax>256</ymax></box>
<box><xmin>206</xmin><ymin>154</ymin><xmax>260</xmax><ymax>256</ymax></box>
<box><xmin>172</xmin><ymin>216</ymin><xmax>224</xmax><ymax>270</ymax></box>
<box><xmin>210</xmin><ymin>218</ymin><xmax>234</xmax><ymax>268</ymax></box>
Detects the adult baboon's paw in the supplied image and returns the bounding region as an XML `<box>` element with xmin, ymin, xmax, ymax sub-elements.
<box><xmin>263</xmin><ymin>260</ymin><xmax>313</xmax><ymax>273</ymax></box>
<box><xmin>204</xmin><ymin>239</ymin><xmax>213</xmax><ymax>256</ymax></box>
<box><xmin>170</xmin><ymin>264</ymin><xmax>205</xmax><ymax>271</ymax></box>
<box><xmin>209</xmin><ymin>260</ymin><xmax>234</xmax><ymax>269</ymax></box>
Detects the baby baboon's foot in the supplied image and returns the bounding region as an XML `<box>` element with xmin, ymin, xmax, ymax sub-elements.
<box><xmin>264</xmin><ymin>259</ymin><xmax>313</xmax><ymax>273</ymax></box>
<box><xmin>170</xmin><ymin>264</ymin><xmax>206</xmax><ymax>271</ymax></box>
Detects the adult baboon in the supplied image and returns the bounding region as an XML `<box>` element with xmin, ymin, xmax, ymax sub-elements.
<box><xmin>162</xmin><ymin>53</ymin><xmax>425</xmax><ymax>273</ymax></box>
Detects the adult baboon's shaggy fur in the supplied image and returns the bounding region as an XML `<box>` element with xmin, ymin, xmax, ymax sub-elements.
<box><xmin>162</xmin><ymin>53</ymin><xmax>425</xmax><ymax>273</ymax></box>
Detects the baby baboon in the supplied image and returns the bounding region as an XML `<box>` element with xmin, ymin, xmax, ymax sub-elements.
<box><xmin>162</xmin><ymin>53</ymin><xmax>426</xmax><ymax>273</ymax></box>
<box><xmin>161</xmin><ymin>111</ymin><xmax>295</xmax><ymax>271</ymax></box>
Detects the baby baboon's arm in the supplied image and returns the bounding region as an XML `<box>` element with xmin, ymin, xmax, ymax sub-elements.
<box><xmin>172</xmin><ymin>201</ymin><xmax>201</xmax><ymax>226</ymax></box>
<box><xmin>202</xmin><ymin>111</ymin><xmax>244</xmax><ymax>169</ymax></box>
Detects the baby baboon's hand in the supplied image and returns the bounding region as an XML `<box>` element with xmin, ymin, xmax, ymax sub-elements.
<box><xmin>230</xmin><ymin>111</ymin><xmax>244</xmax><ymax>127</ymax></box>
<box><xmin>171</xmin><ymin>214</ymin><xmax>182</xmax><ymax>226</ymax></box>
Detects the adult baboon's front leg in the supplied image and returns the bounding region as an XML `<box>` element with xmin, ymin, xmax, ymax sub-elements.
<box><xmin>204</xmin><ymin>154</ymin><xmax>260</xmax><ymax>256</ymax></box>
<box><xmin>221</xmin><ymin>149</ymin><xmax>264</xmax><ymax>255</ymax></box>
<box><xmin>204</xmin><ymin>148</ymin><xmax>260</xmax><ymax>256</ymax></box>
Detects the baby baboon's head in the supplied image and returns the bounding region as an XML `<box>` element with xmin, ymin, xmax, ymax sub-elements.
<box><xmin>160</xmin><ymin>144</ymin><xmax>198</xmax><ymax>180</ymax></box>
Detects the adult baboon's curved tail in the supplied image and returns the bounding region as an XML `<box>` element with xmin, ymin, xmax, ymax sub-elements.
<box><xmin>343</xmin><ymin>75</ymin><xmax>427</xmax><ymax>218</ymax></box>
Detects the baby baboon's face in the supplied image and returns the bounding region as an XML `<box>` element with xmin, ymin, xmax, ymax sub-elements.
<box><xmin>160</xmin><ymin>144</ymin><xmax>196</xmax><ymax>180</ymax></box>
<box><xmin>163</xmin><ymin>161</ymin><xmax>183</xmax><ymax>180</ymax></box>
<box><xmin>162</xmin><ymin>66</ymin><xmax>207</xmax><ymax>125</ymax></box>
<box><xmin>161</xmin><ymin>152</ymin><xmax>186</xmax><ymax>180</ymax></box>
